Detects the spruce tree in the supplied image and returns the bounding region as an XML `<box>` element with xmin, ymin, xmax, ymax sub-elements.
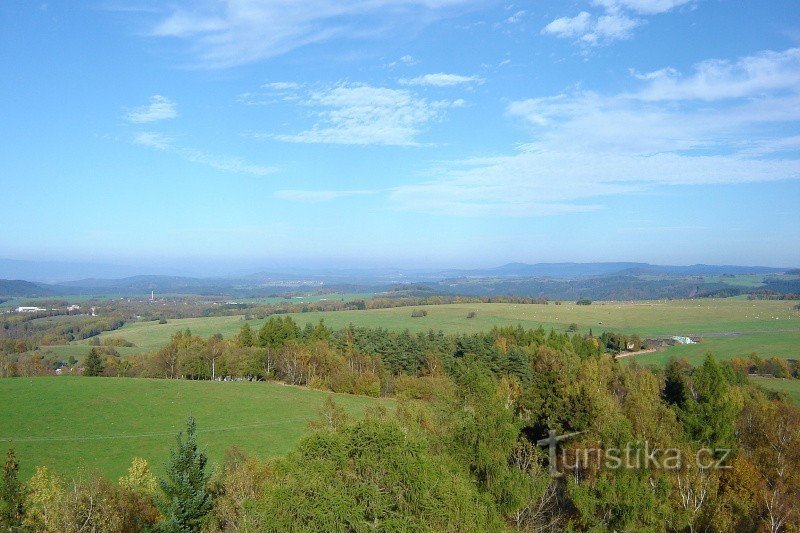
<box><xmin>83</xmin><ymin>348</ymin><xmax>105</xmax><ymax>376</ymax></box>
<box><xmin>0</xmin><ymin>448</ymin><xmax>26</xmax><ymax>530</ymax></box>
<box><xmin>157</xmin><ymin>416</ymin><xmax>212</xmax><ymax>532</ymax></box>
<box><xmin>680</xmin><ymin>354</ymin><xmax>738</xmax><ymax>450</ymax></box>
<box><xmin>237</xmin><ymin>323</ymin><xmax>254</xmax><ymax>347</ymax></box>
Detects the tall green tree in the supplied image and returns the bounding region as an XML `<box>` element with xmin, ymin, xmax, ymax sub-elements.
<box><xmin>680</xmin><ymin>354</ymin><xmax>738</xmax><ymax>450</ymax></box>
<box><xmin>83</xmin><ymin>348</ymin><xmax>105</xmax><ymax>376</ymax></box>
<box><xmin>157</xmin><ymin>417</ymin><xmax>212</xmax><ymax>532</ymax></box>
<box><xmin>0</xmin><ymin>448</ymin><xmax>26</xmax><ymax>530</ymax></box>
<box><xmin>237</xmin><ymin>323</ymin><xmax>254</xmax><ymax>348</ymax></box>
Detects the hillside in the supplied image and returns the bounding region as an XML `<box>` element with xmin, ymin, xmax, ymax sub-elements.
<box><xmin>0</xmin><ymin>377</ymin><xmax>391</xmax><ymax>479</ymax></box>
<box><xmin>0</xmin><ymin>279</ymin><xmax>53</xmax><ymax>297</ymax></box>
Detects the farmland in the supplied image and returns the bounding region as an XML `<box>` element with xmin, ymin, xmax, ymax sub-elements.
<box><xmin>49</xmin><ymin>298</ymin><xmax>800</xmax><ymax>366</ymax></box>
<box><xmin>0</xmin><ymin>376</ymin><xmax>391</xmax><ymax>479</ymax></box>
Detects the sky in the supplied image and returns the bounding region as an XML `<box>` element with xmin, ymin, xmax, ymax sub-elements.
<box><xmin>1</xmin><ymin>0</ymin><xmax>799</xmax><ymax>273</ymax></box>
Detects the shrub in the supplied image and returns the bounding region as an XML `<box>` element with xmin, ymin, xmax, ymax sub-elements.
<box><xmin>103</xmin><ymin>337</ymin><xmax>135</xmax><ymax>348</ymax></box>
<box><xmin>411</xmin><ymin>309</ymin><xmax>428</xmax><ymax>318</ymax></box>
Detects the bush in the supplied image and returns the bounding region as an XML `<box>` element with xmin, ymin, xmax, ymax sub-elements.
<box><xmin>410</xmin><ymin>309</ymin><xmax>428</xmax><ymax>318</ymax></box>
<box><xmin>576</xmin><ymin>298</ymin><xmax>592</xmax><ymax>305</ymax></box>
<box><xmin>103</xmin><ymin>337</ymin><xmax>135</xmax><ymax>348</ymax></box>
<box><xmin>467</xmin><ymin>311</ymin><xmax>477</xmax><ymax>319</ymax></box>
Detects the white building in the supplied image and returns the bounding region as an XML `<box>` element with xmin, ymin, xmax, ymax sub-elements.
<box><xmin>15</xmin><ymin>306</ymin><xmax>46</xmax><ymax>313</ymax></box>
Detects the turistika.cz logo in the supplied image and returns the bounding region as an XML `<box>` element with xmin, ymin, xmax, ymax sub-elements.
<box><xmin>536</xmin><ymin>429</ymin><xmax>731</xmax><ymax>477</ymax></box>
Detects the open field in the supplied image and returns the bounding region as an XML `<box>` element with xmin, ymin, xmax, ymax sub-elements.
<box><xmin>50</xmin><ymin>299</ymin><xmax>799</xmax><ymax>366</ymax></box>
<box><xmin>0</xmin><ymin>377</ymin><xmax>391</xmax><ymax>480</ymax></box>
<box><xmin>749</xmin><ymin>376</ymin><xmax>800</xmax><ymax>404</ymax></box>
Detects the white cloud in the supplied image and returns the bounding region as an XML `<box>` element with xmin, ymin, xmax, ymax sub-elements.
<box><xmin>631</xmin><ymin>48</ymin><xmax>800</xmax><ymax>101</ymax></box>
<box><xmin>133</xmin><ymin>131</ymin><xmax>175</xmax><ymax>149</ymax></box>
<box><xmin>543</xmin><ymin>0</ymin><xmax>693</xmax><ymax>46</ymax></box>
<box><xmin>399</xmin><ymin>55</ymin><xmax>418</xmax><ymax>65</ymax></box>
<box><xmin>263</xmin><ymin>81</ymin><xmax>300</xmax><ymax>90</ymax></box>
<box><xmin>542</xmin><ymin>12</ymin><xmax>592</xmax><ymax>38</ymax></box>
<box><xmin>505</xmin><ymin>10</ymin><xmax>525</xmax><ymax>24</ymax></box>
<box><xmin>399</xmin><ymin>73</ymin><xmax>484</xmax><ymax>87</ymax></box>
<box><xmin>592</xmin><ymin>0</ymin><xmax>694</xmax><ymax>15</ymax></box>
<box><xmin>126</xmin><ymin>95</ymin><xmax>177</xmax><ymax>123</ymax></box>
<box><xmin>148</xmin><ymin>0</ymin><xmax>473</xmax><ymax>68</ymax></box>
<box><xmin>269</xmin><ymin>83</ymin><xmax>458</xmax><ymax>146</ymax></box>
<box><xmin>274</xmin><ymin>189</ymin><xmax>375</xmax><ymax>202</ymax></box>
<box><xmin>390</xmin><ymin>48</ymin><xmax>800</xmax><ymax>216</ymax></box>
<box><xmin>134</xmin><ymin>132</ymin><xmax>276</xmax><ymax>175</ymax></box>
<box><xmin>581</xmin><ymin>13</ymin><xmax>638</xmax><ymax>44</ymax></box>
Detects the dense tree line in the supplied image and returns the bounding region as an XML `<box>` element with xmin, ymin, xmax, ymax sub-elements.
<box><xmin>0</xmin><ymin>312</ymin><xmax>125</xmax><ymax>349</ymax></box>
<box><xmin>730</xmin><ymin>352</ymin><xmax>800</xmax><ymax>379</ymax></box>
<box><xmin>69</xmin><ymin>318</ymin><xmax>607</xmax><ymax>398</ymax></box>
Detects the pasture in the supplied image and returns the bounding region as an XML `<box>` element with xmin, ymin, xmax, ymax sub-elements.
<box><xmin>54</xmin><ymin>299</ymin><xmax>800</xmax><ymax>366</ymax></box>
<box><xmin>0</xmin><ymin>377</ymin><xmax>391</xmax><ymax>479</ymax></box>
<box><xmin>749</xmin><ymin>376</ymin><xmax>800</xmax><ymax>404</ymax></box>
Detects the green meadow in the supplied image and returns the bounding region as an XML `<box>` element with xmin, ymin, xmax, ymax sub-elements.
<box><xmin>749</xmin><ymin>376</ymin><xmax>800</xmax><ymax>404</ymax></box>
<box><xmin>52</xmin><ymin>299</ymin><xmax>800</xmax><ymax>366</ymax></box>
<box><xmin>0</xmin><ymin>377</ymin><xmax>391</xmax><ymax>480</ymax></box>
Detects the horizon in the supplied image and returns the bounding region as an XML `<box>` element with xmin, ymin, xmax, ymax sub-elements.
<box><xmin>2</xmin><ymin>1</ymin><xmax>799</xmax><ymax>267</ymax></box>
<box><xmin>0</xmin><ymin>255</ymin><xmax>796</xmax><ymax>284</ymax></box>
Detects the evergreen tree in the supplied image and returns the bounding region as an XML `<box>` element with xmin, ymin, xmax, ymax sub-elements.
<box><xmin>0</xmin><ymin>448</ymin><xmax>25</xmax><ymax>530</ymax></box>
<box><xmin>680</xmin><ymin>354</ymin><xmax>738</xmax><ymax>450</ymax></box>
<box><xmin>83</xmin><ymin>348</ymin><xmax>105</xmax><ymax>376</ymax></box>
<box><xmin>237</xmin><ymin>323</ymin><xmax>253</xmax><ymax>348</ymax></box>
<box><xmin>157</xmin><ymin>417</ymin><xmax>212</xmax><ymax>532</ymax></box>
<box><xmin>662</xmin><ymin>357</ymin><xmax>688</xmax><ymax>405</ymax></box>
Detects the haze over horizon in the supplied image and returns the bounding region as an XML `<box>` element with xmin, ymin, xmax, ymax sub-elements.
<box><xmin>2</xmin><ymin>0</ymin><xmax>799</xmax><ymax>267</ymax></box>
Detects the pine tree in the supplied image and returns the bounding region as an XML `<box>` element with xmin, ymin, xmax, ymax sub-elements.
<box><xmin>680</xmin><ymin>354</ymin><xmax>738</xmax><ymax>450</ymax></box>
<box><xmin>83</xmin><ymin>348</ymin><xmax>105</xmax><ymax>376</ymax></box>
<box><xmin>0</xmin><ymin>448</ymin><xmax>26</xmax><ymax>530</ymax></box>
<box><xmin>237</xmin><ymin>323</ymin><xmax>254</xmax><ymax>347</ymax></box>
<box><xmin>157</xmin><ymin>417</ymin><xmax>212</xmax><ymax>532</ymax></box>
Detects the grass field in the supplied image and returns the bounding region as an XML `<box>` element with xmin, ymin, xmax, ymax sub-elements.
<box><xmin>749</xmin><ymin>376</ymin><xmax>800</xmax><ymax>404</ymax></box>
<box><xmin>0</xmin><ymin>377</ymin><xmax>391</xmax><ymax>480</ymax></box>
<box><xmin>52</xmin><ymin>299</ymin><xmax>799</xmax><ymax>366</ymax></box>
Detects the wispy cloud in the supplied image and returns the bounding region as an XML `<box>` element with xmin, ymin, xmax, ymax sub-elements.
<box><xmin>133</xmin><ymin>132</ymin><xmax>276</xmax><ymax>175</ymax></box>
<box><xmin>390</xmin><ymin>48</ymin><xmax>800</xmax><ymax>216</ymax></box>
<box><xmin>126</xmin><ymin>95</ymin><xmax>177</xmax><ymax>123</ymax></box>
<box><xmin>263</xmin><ymin>81</ymin><xmax>301</xmax><ymax>90</ymax></box>
<box><xmin>147</xmin><ymin>0</ymin><xmax>474</xmax><ymax>68</ymax></box>
<box><xmin>593</xmin><ymin>0</ymin><xmax>694</xmax><ymax>15</ymax></box>
<box><xmin>265</xmin><ymin>83</ymin><xmax>461</xmax><ymax>146</ymax></box>
<box><xmin>630</xmin><ymin>48</ymin><xmax>800</xmax><ymax>101</ymax></box>
<box><xmin>398</xmin><ymin>73</ymin><xmax>484</xmax><ymax>87</ymax></box>
<box><xmin>274</xmin><ymin>189</ymin><xmax>375</xmax><ymax>202</ymax></box>
<box><xmin>505</xmin><ymin>10</ymin><xmax>525</xmax><ymax>24</ymax></box>
<box><xmin>542</xmin><ymin>0</ymin><xmax>693</xmax><ymax>46</ymax></box>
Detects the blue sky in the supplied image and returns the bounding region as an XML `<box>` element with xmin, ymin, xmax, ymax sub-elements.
<box><xmin>1</xmin><ymin>0</ymin><xmax>799</xmax><ymax>273</ymax></box>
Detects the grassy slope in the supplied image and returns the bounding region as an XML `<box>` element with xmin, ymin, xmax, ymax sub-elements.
<box><xmin>0</xmin><ymin>377</ymin><xmax>390</xmax><ymax>480</ymax></box>
<box><xmin>51</xmin><ymin>299</ymin><xmax>799</xmax><ymax>366</ymax></box>
<box><xmin>749</xmin><ymin>376</ymin><xmax>800</xmax><ymax>404</ymax></box>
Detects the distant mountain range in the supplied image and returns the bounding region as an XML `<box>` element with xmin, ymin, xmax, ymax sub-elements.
<box><xmin>434</xmin><ymin>262</ymin><xmax>787</xmax><ymax>279</ymax></box>
<box><xmin>0</xmin><ymin>260</ymin><xmax>796</xmax><ymax>299</ymax></box>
